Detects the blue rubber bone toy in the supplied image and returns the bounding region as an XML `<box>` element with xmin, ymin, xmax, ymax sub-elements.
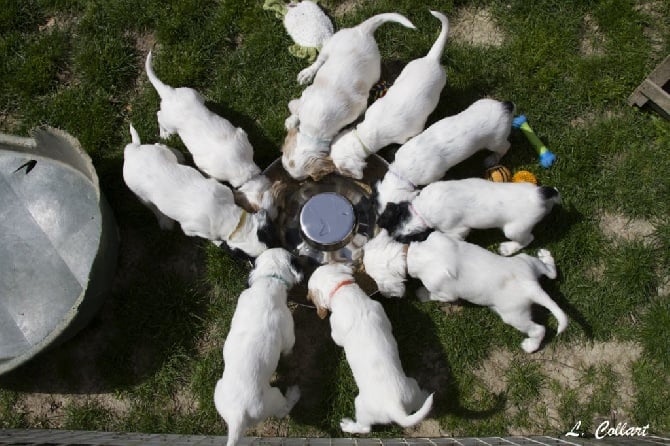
<box><xmin>512</xmin><ymin>115</ymin><xmax>556</xmax><ymax>168</ymax></box>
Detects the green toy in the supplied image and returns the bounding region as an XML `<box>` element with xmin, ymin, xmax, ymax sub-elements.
<box><xmin>263</xmin><ymin>0</ymin><xmax>333</xmax><ymax>63</ymax></box>
<box><xmin>512</xmin><ymin>115</ymin><xmax>557</xmax><ymax>168</ymax></box>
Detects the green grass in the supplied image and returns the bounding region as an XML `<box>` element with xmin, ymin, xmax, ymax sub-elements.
<box><xmin>1</xmin><ymin>0</ymin><xmax>669</xmax><ymax>438</ymax></box>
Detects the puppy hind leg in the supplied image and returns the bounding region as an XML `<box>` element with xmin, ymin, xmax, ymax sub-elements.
<box><xmin>536</xmin><ymin>249</ymin><xmax>557</xmax><ymax>279</ymax></box>
<box><xmin>297</xmin><ymin>50</ymin><xmax>328</xmax><ymax>85</ymax></box>
<box><xmin>340</xmin><ymin>396</ymin><xmax>372</xmax><ymax>434</ymax></box>
<box><xmin>157</xmin><ymin>110</ymin><xmax>174</xmax><ymax>139</ymax></box>
<box><xmin>262</xmin><ymin>385</ymin><xmax>300</xmax><ymax>419</ymax></box>
<box><xmin>498</xmin><ymin>309</ymin><xmax>545</xmax><ymax>353</ymax></box>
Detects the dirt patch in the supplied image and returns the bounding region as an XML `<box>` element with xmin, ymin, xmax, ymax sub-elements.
<box><xmin>131</xmin><ymin>31</ymin><xmax>158</xmax><ymax>57</ymax></box>
<box><xmin>0</xmin><ymin>112</ymin><xmax>22</xmax><ymax>134</ymax></box>
<box><xmin>407</xmin><ymin>418</ymin><xmax>447</xmax><ymax>437</ymax></box>
<box><xmin>474</xmin><ymin>341</ymin><xmax>643</xmax><ymax>433</ymax></box>
<box><xmin>580</xmin><ymin>14</ymin><xmax>606</xmax><ymax>57</ymax></box>
<box><xmin>39</xmin><ymin>13</ymin><xmax>78</xmax><ymax>32</ymax></box>
<box><xmin>15</xmin><ymin>393</ymin><xmax>130</xmax><ymax>428</ymax></box>
<box><xmin>330</xmin><ymin>0</ymin><xmax>368</xmax><ymax>18</ymax></box>
<box><xmin>635</xmin><ymin>1</ymin><xmax>667</xmax><ymax>57</ymax></box>
<box><xmin>586</xmin><ymin>261</ymin><xmax>606</xmax><ymax>281</ymax></box>
<box><xmin>570</xmin><ymin>109</ymin><xmax>622</xmax><ymax>128</ymax></box>
<box><xmin>450</xmin><ymin>6</ymin><xmax>505</xmax><ymax>48</ymax></box>
<box><xmin>599</xmin><ymin>212</ymin><xmax>656</xmax><ymax>245</ymax></box>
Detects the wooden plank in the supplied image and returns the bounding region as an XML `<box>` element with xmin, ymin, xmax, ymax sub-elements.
<box><xmin>638</xmin><ymin>79</ymin><xmax>670</xmax><ymax>113</ymax></box>
<box><xmin>647</xmin><ymin>54</ymin><xmax>670</xmax><ymax>86</ymax></box>
<box><xmin>628</xmin><ymin>55</ymin><xmax>670</xmax><ymax>118</ymax></box>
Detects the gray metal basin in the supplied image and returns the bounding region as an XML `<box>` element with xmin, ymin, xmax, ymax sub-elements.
<box><xmin>0</xmin><ymin>127</ymin><xmax>118</xmax><ymax>376</ymax></box>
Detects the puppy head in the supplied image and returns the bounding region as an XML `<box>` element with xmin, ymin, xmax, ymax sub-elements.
<box><xmin>331</xmin><ymin>131</ymin><xmax>367</xmax><ymax>179</ymax></box>
<box><xmin>363</xmin><ymin>230</ymin><xmax>408</xmax><ymax>297</ymax></box>
<box><xmin>377</xmin><ymin>201</ymin><xmax>411</xmax><ymax>233</ymax></box>
<box><xmin>250</xmin><ymin>247</ymin><xmax>303</xmax><ymax>288</ymax></box>
<box><xmin>236</xmin><ymin>175</ymin><xmax>277</xmax><ymax>217</ymax></box>
<box><xmin>306</xmin><ymin>263</ymin><xmax>355</xmax><ymax>319</ymax></box>
<box><xmin>305</xmin><ymin>154</ymin><xmax>336</xmax><ymax>181</ymax></box>
<box><xmin>281</xmin><ymin>128</ymin><xmax>335</xmax><ymax>181</ymax></box>
<box><xmin>282</xmin><ymin>150</ymin><xmax>334</xmax><ymax>182</ymax></box>
<box><xmin>374</xmin><ymin>174</ymin><xmax>418</xmax><ymax>216</ymax></box>
<box><xmin>378</xmin><ymin>201</ymin><xmax>433</xmax><ymax>244</ymax></box>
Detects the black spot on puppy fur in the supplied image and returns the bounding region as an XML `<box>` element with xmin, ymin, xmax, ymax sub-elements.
<box><xmin>377</xmin><ymin>201</ymin><xmax>412</xmax><ymax>233</ymax></box>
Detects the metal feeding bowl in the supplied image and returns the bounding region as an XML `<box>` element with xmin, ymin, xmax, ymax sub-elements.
<box><xmin>264</xmin><ymin>154</ymin><xmax>388</xmax><ymax>301</ymax></box>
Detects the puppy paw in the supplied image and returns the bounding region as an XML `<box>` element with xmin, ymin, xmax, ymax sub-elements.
<box><xmin>537</xmin><ymin>249</ymin><xmax>557</xmax><ymax>278</ymax></box>
<box><xmin>537</xmin><ymin>249</ymin><xmax>553</xmax><ymax>263</ymax></box>
<box><xmin>521</xmin><ymin>338</ymin><xmax>541</xmax><ymax>353</ymax></box>
<box><xmin>483</xmin><ymin>153</ymin><xmax>501</xmax><ymax>168</ymax></box>
<box><xmin>340</xmin><ymin>418</ymin><xmax>370</xmax><ymax>434</ymax></box>
<box><xmin>284</xmin><ymin>115</ymin><xmax>299</xmax><ymax>130</ymax></box>
<box><xmin>416</xmin><ymin>287</ymin><xmax>431</xmax><ymax>302</ymax></box>
<box><xmin>297</xmin><ymin>68</ymin><xmax>315</xmax><ymax>85</ymax></box>
<box><xmin>499</xmin><ymin>241</ymin><xmax>521</xmax><ymax>256</ymax></box>
<box><xmin>285</xmin><ymin>385</ymin><xmax>301</xmax><ymax>407</ymax></box>
<box><xmin>158</xmin><ymin>126</ymin><xmax>172</xmax><ymax>140</ymax></box>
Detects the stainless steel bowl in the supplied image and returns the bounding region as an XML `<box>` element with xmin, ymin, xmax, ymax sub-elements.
<box><xmin>264</xmin><ymin>154</ymin><xmax>388</xmax><ymax>300</ymax></box>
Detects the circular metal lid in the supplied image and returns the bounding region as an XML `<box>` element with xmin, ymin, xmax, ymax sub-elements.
<box><xmin>300</xmin><ymin>192</ymin><xmax>355</xmax><ymax>249</ymax></box>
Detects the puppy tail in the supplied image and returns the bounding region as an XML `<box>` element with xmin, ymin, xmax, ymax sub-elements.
<box><xmin>129</xmin><ymin>124</ymin><xmax>141</xmax><ymax>145</ymax></box>
<box><xmin>392</xmin><ymin>392</ymin><xmax>434</xmax><ymax>428</ymax></box>
<box><xmin>531</xmin><ymin>288</ymin><xmax>568</xmax><ymax>335</ymax></box>
<box><xmin>359</xmin><ymin>13</ymin><xmax>416</xmax><ymax>35</ymax></box>
<box><xmin>145</xmin><ymin>50</ymin><xmax>173</xmax><ymax>98</ymax></box>
<box><xmin>427</xmin><ymin>11</ymin><xmax>449</xmax><ymax>61</ymax></box>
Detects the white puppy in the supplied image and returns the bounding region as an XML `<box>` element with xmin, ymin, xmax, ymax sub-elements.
<box><xmin>145</xmin><ymin>51</ymin><xmax>275</xmax><ymax>214</ymax></box>
<box><xmin>281</xmin><ymin>13</ymin><xmax>415</xmax><ymax>181</ymax></box>
<box><xmin>122</xmin><ymin>124</ymin><xmax>274</xmax><ymax>258</ymax></box>
<box><xmin>306</xmin><ymin>263</ymin><xmax>434</xmax><ymax>433</ymax></box>
<box><xmin>363</xmin><ymin>231</ymin><xmax>567</xmax><ymax>353</ymax></box>
<box><xmin>378</xmin><ymin>178</ymin><xmax>561</xmax><ymax>255</ymax></box>
<box><xmin>375</xmin><ymin>98</ymin><xmax>515</xmax><ymax>214</ymax></box>
<box><xmin>330</xmin><ymin>11</ymin><xmax>449</xmax><ymax>179</ymax></box>
<box><xmin>214</xmin><ymin>248</ymin><xmax>303</xmax><ymax>446</ymax></box>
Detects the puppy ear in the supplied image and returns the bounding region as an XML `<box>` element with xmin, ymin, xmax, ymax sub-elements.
<box><xmin>289</xmin><ymin>255</ymin><xmax>304</xmax><ymax>283</ymax></box>
<box><xmin>338</xmin><ymin>164</ymin><xmax>361</xmax><ymax>180</ymax></box>
<box><xmin>306</xmin><ymin>289</ymin><xmax>329</xmax><ymax>319</ymax></box>
<box><xmin>281</xmin><ymin>128</ymin><xmax>297</xmax><ymax>155</ymax></box>
<box><xmin>307</xmin><ymin>156</ymin><xmax>336</xmax><ymax>181</ymax></box>
<box><xmin>396</xmin><ymin>228</ymin><xmax>433</xmax><ymax>244</ymax></box>
<box><xmin>377</xmin><ymin>201</ymin><xmax>409</xmax><ymax>231</ymax></box>
<box><xmin>270</xmin><ymin>180</ymin><xmax>288</xmax><ymax>200</ymax></box>
<box><xmin>232</xmin><ymin>188</ymin><xmax>257</xmax><ymax>212</ymax></box>
<box><xmin>316</xmin><ymin>306</ymin><xmax>329</xmax><ymax>319</ymax></box>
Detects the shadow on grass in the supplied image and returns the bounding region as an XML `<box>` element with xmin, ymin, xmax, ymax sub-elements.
<box><xmin>384</xmin><ymin>297</ymin><xmax>505</xmax><ymax>424</ymax></box>
<box><xmin>275</xmin><ymin>305</ymin><xmax>340</xmax><ymax>434</ymax></box>
<box><xmin>534</xmin><ymin>279</ymin><xmax>595</xmax><ymax>349</ymax></box>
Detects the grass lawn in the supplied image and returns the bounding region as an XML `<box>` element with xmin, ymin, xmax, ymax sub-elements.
<box><xmin>1</xmin><ymin>0</ymin><xmax>669</xmax><ymax>438</ymax></box>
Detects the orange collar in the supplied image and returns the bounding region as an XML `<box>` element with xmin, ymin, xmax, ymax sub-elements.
<box><xmin>329</xmin><ymin>279</ymin><xmax>355</xmax><ymax>300</ymax></box>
